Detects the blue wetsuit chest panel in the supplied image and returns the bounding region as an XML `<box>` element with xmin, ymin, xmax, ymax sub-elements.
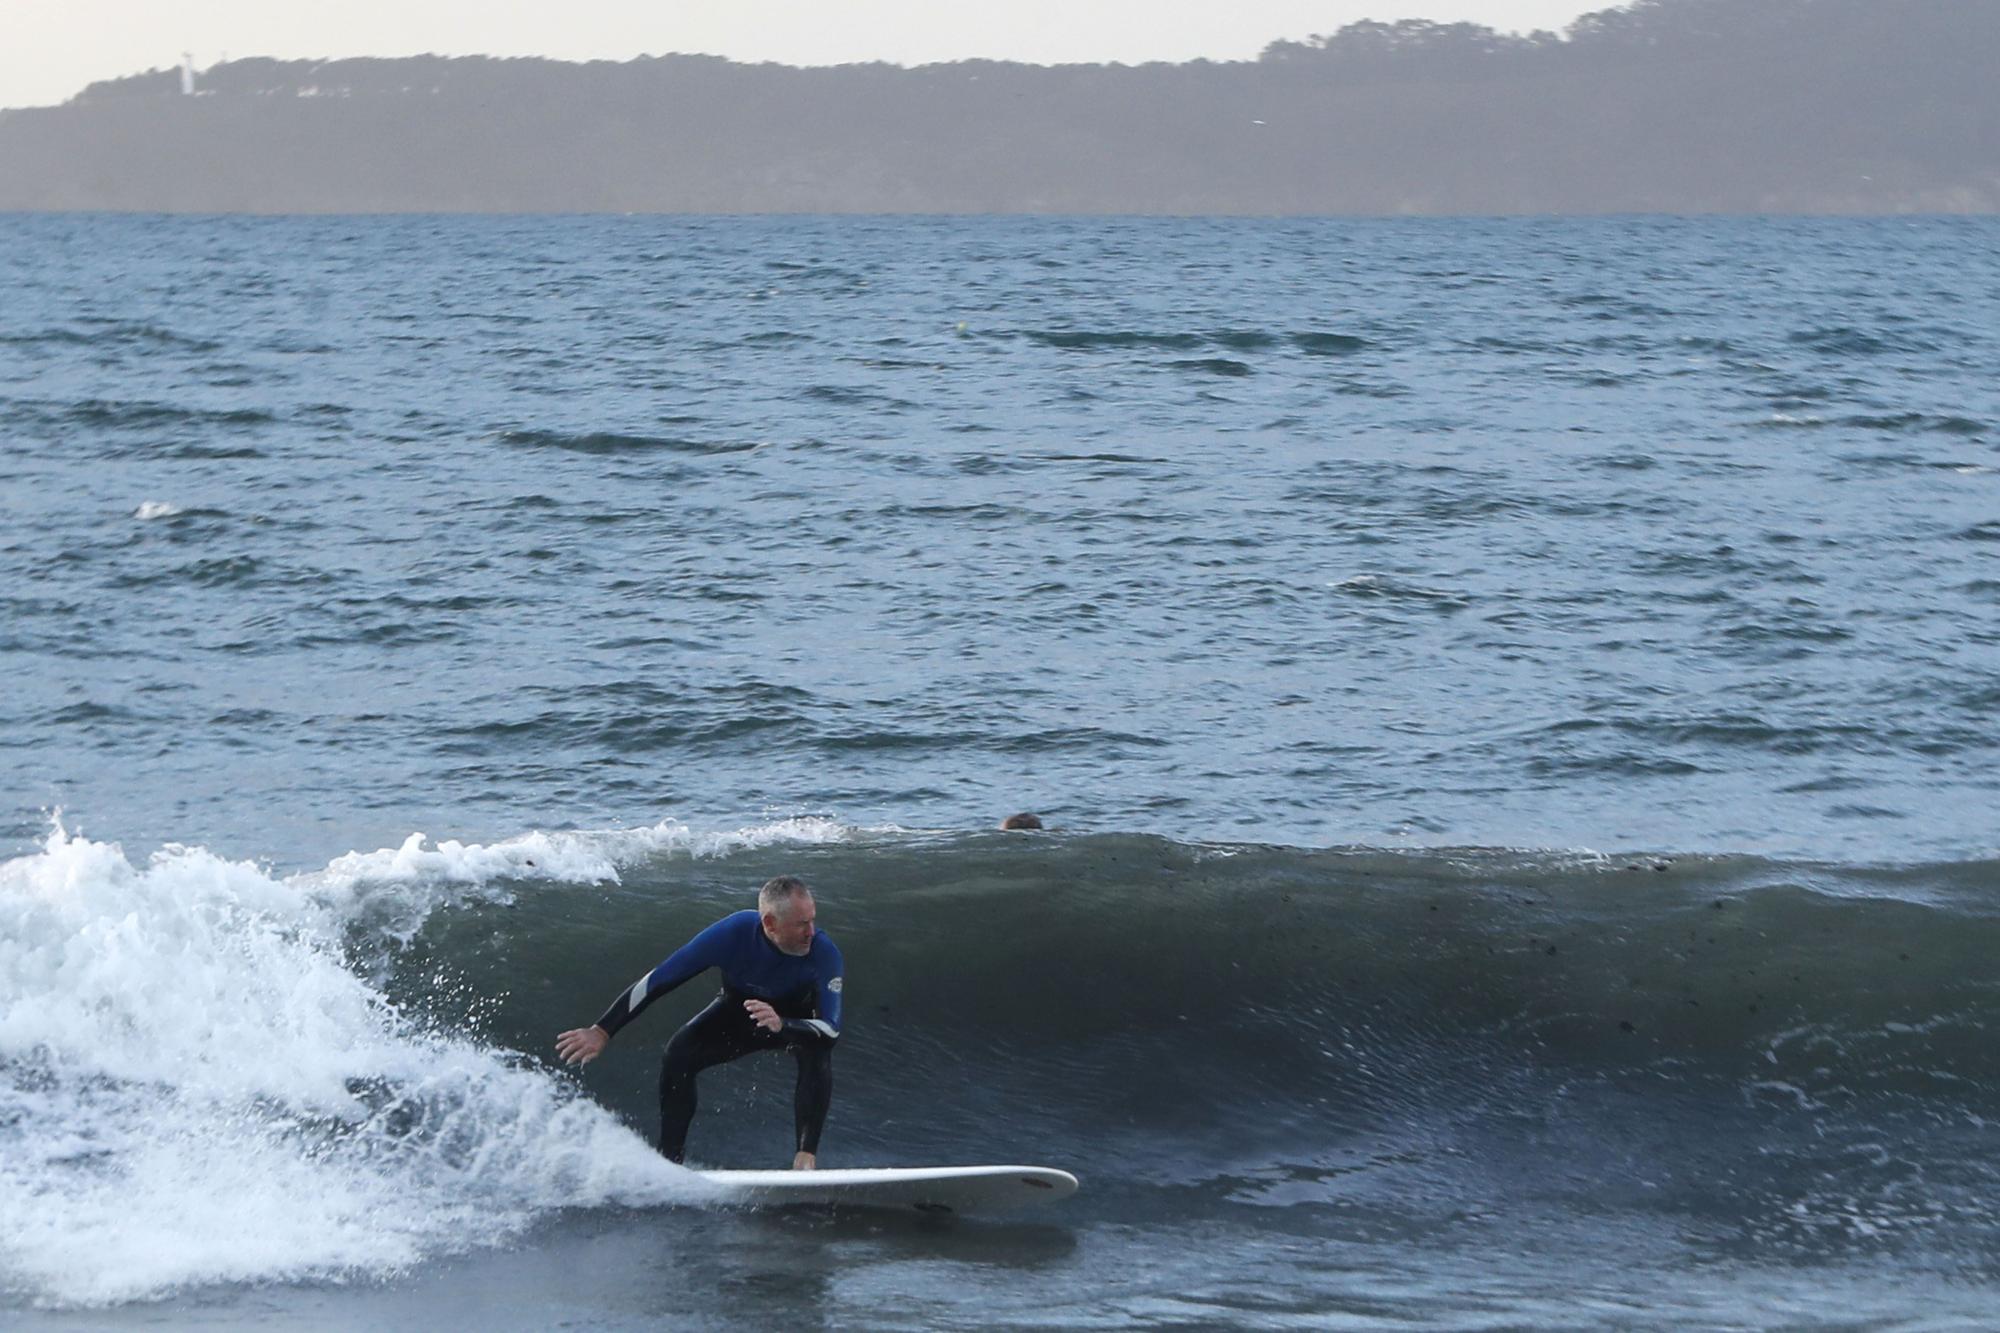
<box><xmin>596</xmin><ymin>909</ymin><xmax>844</xmax><ymax>1042</ymax></box>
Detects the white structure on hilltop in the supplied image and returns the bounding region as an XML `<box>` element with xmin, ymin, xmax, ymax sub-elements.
<box><xmin>180</xmin><ymin>54</ymin><xmax>196</xmax><ymax>95</ymax></box>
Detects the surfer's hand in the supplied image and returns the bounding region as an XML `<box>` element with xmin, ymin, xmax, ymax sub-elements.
<box><xmin>744</xmin><ymin>999</ymin><xmax>782</xmax><ymax>1033</ymax></box>
<box><xmin>792</xmin><ymin>1152</ymin><xmax>816</xmax><ymax>1171</ymax></box>
<box><xmin>555</xmin><ymin>1025</ymin><xmax>608</xmax><ymax>1066</ymax></box>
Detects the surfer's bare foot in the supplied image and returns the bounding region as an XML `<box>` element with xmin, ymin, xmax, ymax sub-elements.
<box><xmin>792</xmin><ymin>1151</ymin><xmax>816</xmax><ymax>1170</ymax></box>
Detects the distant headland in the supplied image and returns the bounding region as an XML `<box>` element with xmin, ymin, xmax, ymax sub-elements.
<box><xmin>2</xmin><ymin>0</ymin><xmax>1994</xmax><ymax>216</ymax></box>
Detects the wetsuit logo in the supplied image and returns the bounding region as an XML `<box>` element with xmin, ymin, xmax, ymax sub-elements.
<box><xmin>828</xmin><ymin>977</ymin><xmax>843</xmax><ymax>993</ymax></box>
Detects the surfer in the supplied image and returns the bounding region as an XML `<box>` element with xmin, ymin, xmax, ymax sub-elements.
<box><xmin>555</xmin><ymin>875</ymin><xmax>843</xmax><ymax>1170</ymax></box>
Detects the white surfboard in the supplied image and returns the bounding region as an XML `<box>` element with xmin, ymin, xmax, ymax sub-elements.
<box><xmin>696</xmin><ymin>1164</ymin><xmax>1078</xmax><ymax>1214</ymax></box>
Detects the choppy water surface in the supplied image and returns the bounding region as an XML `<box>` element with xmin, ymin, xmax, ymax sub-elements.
<box><xmin>5</xmin><ymin>214</ymin><xmax>1998</xmax><ymax>864</ymax></box>
<box><xmin>3</xmin><ymin>215</ymin><xmax>1999</xmax><ymax>1327</ymax></box>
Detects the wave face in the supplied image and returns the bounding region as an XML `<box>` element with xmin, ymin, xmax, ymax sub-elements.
<box><xmin>499</xmin><ymin>832</ymin><xmax>2000</xmax><ymax>1258</ymax></box>
<box><xmin>12</xmin><ymin>819</ymin><xmax>2000</xmax><ymax>1306</ymax></box>
<box><xmin>374</xmin><ymin>826</ymin><xmax>2000</xmax><ymax>1277</ymax></box>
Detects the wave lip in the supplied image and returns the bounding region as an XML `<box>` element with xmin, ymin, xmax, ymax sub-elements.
<box><xmin>315</xmin><ymin>814</ymin><xmax>870</xmax><ymax>890</ymax></box>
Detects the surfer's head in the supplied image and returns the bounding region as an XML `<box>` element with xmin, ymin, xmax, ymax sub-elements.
<box><xmin>759</xmin><ymin>875</ymin><xmax>817</xmax><ymax>955</ymax></box>
<box><xmin>999</xmin><ymin>813</ymin><xmax>1044</xmax><ymax>830</ymax></box>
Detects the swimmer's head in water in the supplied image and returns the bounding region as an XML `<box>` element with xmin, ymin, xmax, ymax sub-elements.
<box><xmin>999</xmin><ymin>813</ymin><xmax>1044</xmax><ymax>830</ymax></box>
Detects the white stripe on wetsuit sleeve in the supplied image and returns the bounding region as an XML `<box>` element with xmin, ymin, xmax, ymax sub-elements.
<box><xmin>626</xmin><ymin>972</ymin><xmax>651</xmax><ymax>1010</ymax></box>
<box><xmin>798</xmin><ymin>1018</ymin><xmax>838</xmax><ymax>1040</ymax></box>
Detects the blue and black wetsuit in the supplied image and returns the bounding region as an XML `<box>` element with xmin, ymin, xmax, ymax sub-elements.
<box><xmin>594</xmin><ymin>909</ymin><xmax>844</xmax><ymax>1163</ymax></box>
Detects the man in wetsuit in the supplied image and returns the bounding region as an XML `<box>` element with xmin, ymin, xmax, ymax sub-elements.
<box><xmin>555</xmin><ymin>875</ymin><xmax>843</xmax><ymax>1169</ymax></box>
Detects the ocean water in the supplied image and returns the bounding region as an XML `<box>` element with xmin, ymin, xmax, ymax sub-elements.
<box><xmin>3</xmin><ymin>213</ymin><xmax>1999</xmax><ymax>1328</ymax></box>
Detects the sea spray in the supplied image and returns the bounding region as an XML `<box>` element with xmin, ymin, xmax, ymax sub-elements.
<box><xmin>0</xmin><ymin>824</ymin><xmax>705</xmax><ymax>1307</ymax></box>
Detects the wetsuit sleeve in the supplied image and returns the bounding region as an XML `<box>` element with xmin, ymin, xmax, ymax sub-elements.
<box><xmin>593</xmin><ymin>915</ymin><xmax>738</xmax><ymax>1039</ymax></box>
<box><xmin>780</xmin><ymin>939</ymin><xmax>844</xmax><ymax>1046</ymax></box>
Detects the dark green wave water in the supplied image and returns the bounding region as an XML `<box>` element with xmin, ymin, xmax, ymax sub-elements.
<box><xmin>379</xmin><ymin>833</ymin><xmax>2000</xmax><ymax>1264</ymax></box>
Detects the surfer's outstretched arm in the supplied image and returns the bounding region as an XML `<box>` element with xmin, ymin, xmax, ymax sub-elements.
<box><xmin>556</xmin><ymin>914</ymin><xmax>740</xmax><ymax>1064</ymax></box>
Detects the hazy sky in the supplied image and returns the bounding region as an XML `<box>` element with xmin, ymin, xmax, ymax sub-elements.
<box><xmin>5</xmin><ymin>1</ymin><xmax>1608</xmax><ymax>111</ymax></box>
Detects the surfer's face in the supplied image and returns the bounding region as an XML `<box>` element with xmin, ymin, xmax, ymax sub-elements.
<box><xmin>764</xmin><ymin>893</ymin><xmax>817</xmax><ymax>956</ymax></box>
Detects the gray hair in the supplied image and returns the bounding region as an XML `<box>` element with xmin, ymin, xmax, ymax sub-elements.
<box><xmin>758</xmin><ymin>875</ymin><xmax>812</xmax><ymax>919</ymax></box>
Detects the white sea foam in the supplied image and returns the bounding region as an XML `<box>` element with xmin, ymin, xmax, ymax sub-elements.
<box><xmin>588</xmin><ymin>813</ymin><xmax>878</xmax><ymax>863</ymax></box>
<box><xmin>309</xmin><ymin>815</ymin><xmax>879</xmax><ymax>907</ymax></box>
<box><xmin>0</xmin><ymin>823</ymin><xmax>721</xmax><ymax>1308</ymax></box>
<box><xmin>131</xmin><ymin>500</ymin><xmax>184</xmax><ymax>520</ymax></box>
<box><xmin>321</xmin><ymin>814</ymin><xmax>875</xmax><ymax>887</ymax></box>
<box><xmin>291</xmin><ymin>815</ymin><xmax>883</xmax><ymax>946</ymax></box>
